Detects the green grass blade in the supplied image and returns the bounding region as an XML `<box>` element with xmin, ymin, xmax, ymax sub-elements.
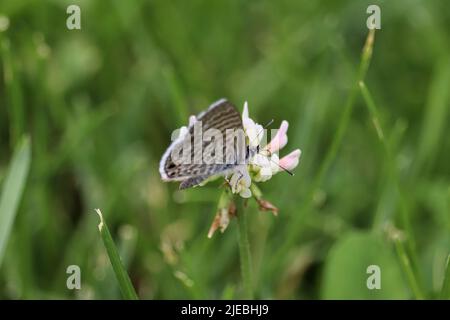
<box><xmin>162</xmin><ymin>66</ymin><xmax>190</xmax><ymax>127</ymax></box>
<box><xmin>359</xmin><ymin>81</ymin><xmax>385</xmax><ymax>142</ymax></box>
<box><xmin>95</xmin><ymin>209</ymin><xmax>138</xmax><ymax>300</ymax></box>
<box><xmin>394</xmin><ymin>237</ymin><xmax>424</xmax><ymax>299</ymax></box>
<box><xmin>236</xmin><ymin>197</ymin><xmax>253</xmax><ymax>299</ymax></box>
<box><xmin>440</xmin><ymin>254</ymin><xmax>450</xmax><ymax>299</ymax></box>
<box><xmin>1</xmin><ymin>39</ymin><xmax>25</xmax><ymax>146</ymax></box>
<box><xmin>360</xmin><ymin>81</ymin><xmax>420</xmax><ymax>281</ymax></box>
<box><xmin>0</xmin><ymin>136</ymin><xmax>31</xmax><ymax>267</ymax></box>
<box><xmin>313</xmin><ymin>29</ymin><xmax>376</xmax><ymax>190</ymax></box>
<box><xmin>415</xmin><ymin>59</ymin><xmax>450</xmax><ymax>173</ymax></box>
<box><xmin>270</xmin><ymin>29</ymin><xmax>377</xmax><ymax>271</ymax></box>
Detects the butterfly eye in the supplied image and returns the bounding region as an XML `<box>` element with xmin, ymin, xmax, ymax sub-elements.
<box><xmin>256</xmin><ymin>145</ymin><xmax>260</xmax><ymax>153</ymax></box>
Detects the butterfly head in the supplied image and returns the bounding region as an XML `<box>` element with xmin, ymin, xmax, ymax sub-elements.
<box><xmin>245</xmin><ymin>144</ymin><xmax>260</xmax><ymax>162</ymax></box>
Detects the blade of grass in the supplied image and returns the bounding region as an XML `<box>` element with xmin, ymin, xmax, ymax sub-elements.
<box><xmin>269</xmin><ymin>29</ymin><xmax>376</xmax><ymax>271</ymax></box>
<box><xmin>359</xmin><ymin>81</ymin><xmax>420</xmax><ymax>279</ymax></box>
<box><xmin>236</xmin><ymin>197</ymin><xmax>253</xmax><ymax>299</ymax></box>
<box><xmin>0</xmin><ymin>136</ymin><xmax>31</xmax><ymax>267</ymax></box>
<box><xmin>95</xmin><ymin>209</ymin><xmax>138</xmax><ymax>300</ymax></box>
<box><xmin>359</xmin><ymin>83</ymin><xmax>410</xmax><ymax>228</ymax></box>
<box><xmin>312</xmin><ymin>30</ymin><xmax>375</xmax><ymax>195</ymax></box>
<box><xmin>440</xmin><ymin>254</ymin><xmax>450</xmax><ymax>299</ymax></box>
<box><xmin>1</xmin><ymin>39</ymin><xmax>25</xmax><ymax>146</ymax></box>
<box><xmin>414</xmin><ymin>58</ymin><xmax>450</xmax><ymax>174</ymax></box>
<box><xmin>162</xmin><ymin>66</ymin><xmax>190</xmax><ymax>127</ymax></box>
<box><xmin>98</xmin><ymin>225</ymin><xmax>138</xmax><ymax>299</ymax></box>
<box><xmin>358</xmin><ymin>81</ymin><xmax>385</xmax><ymax>141</ymax></box>
<box><xmin>394</xmin><ymin>237</ymin><xmax>424</xmax><ymax>299</ymax></box>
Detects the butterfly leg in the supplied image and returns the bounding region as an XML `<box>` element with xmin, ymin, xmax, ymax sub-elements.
<box><xmin>221</xmin><ymin>173</ymin><xmax>242</xmax><ymax>192</ymax></box>
<box><xmin>224</xmin><ymin>173</ymin><xmax>233</xmax><ymax>186</ymax></box>
<box><xmin>234</xmin><ymin>172</ymin><xmax>243</xmax><ymax>190</ymax></box>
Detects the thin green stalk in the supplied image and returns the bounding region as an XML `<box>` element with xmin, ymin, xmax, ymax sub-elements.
<box><xmin>270</xmin><ymin>30</ymin><xmax>377</xmax><ymax>270</ymax></box>
<box><xmin>1</xmin><ymin>39</ymin><xmax>25</xmax><ymax>146</ymax></box>
<box><xmin>312</xmin><ymin>30</ymin><xmax>375</xmax><ymax>191</ymax></box>
<box><xmin>360</xmin><ymin>81</ymin><xmax>419</xmax><ymax>274</ymax></box>
<box><xmin>0</xmin><ymin>136</ymin><xmax>31</xmax><ymax>268</ymax></box>
<box><xmin>95</xmin><ymin>209</ymin><xmax>138</xmax><ymax>300</ymax></box>
<box><xmin>162</xmin><ymin>66</ymin><xmax>190</xmax><ymax>127</ymax></box>
<box><xmin>440</xmin><ymin>254</ymin><xmax>450</xmax><ymax>299</ymax></box>
<box><xmin>236</xmin><ymin>198</ymin><xmax>253</xmax><ymax>299</ymax></box>
<box><xmin>394</xmin><ymin>238</ymin><xmax>424</xmax><ymax>299</ymax></box>
<box><xmin>358</xmin><ymin>81</ymin><xmax>385</xmax><ymax>142</ymax></box>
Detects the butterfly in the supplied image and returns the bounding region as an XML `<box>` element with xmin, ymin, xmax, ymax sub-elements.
<box><xmin>159</xmin><ymin>99</ymin><xmax>259</xmax><ymax>190</ymax></box>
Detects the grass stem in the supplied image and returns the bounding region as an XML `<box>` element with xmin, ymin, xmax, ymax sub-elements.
<box><xmin>236</xmin><ymin>198</ymin><xmax>253</xmax><ymax>299</ymax></box>
<box><xmin>394</xmin><ymin>237</ymin><xmax>424</xmax><ymax>299</ymax></box>
<box><xmin>0</xmin><ymin>136</ymin><xmax>31</xmax><ymax>267</ymax></box>
<box><xmin>271</xmin><ymin>29</ymin><xmax>377</xmax><ymax>270</ymax></box>
<box><xmin>359</xmin><ymin>81</ymin><xmax>420</xmax><ymax>281</ymax></box>
<box><xmin>440</xmin><ymin>254</ymin><xmax>450</xmax><ymax>299</ymax></box>
<box><xmin>95</xmin><ymin>209</ymin><xmax>138</xmax><ymax>300</ymax></box>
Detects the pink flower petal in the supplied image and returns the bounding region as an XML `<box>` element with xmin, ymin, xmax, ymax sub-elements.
<box><xmin>265</xmin><ymin>120</ymin><xmax>289</xmax><ymax>153</ymax></box>
<box><xmin>279</xmin><ymin>149</ymin><xmax>301</xmax><ymax>171</ymax></box>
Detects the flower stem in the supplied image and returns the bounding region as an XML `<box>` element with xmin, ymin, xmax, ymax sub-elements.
<box><xmin>236</xmin><ymin>197</ymin><xmax>253</xmax><ymax>299</ymax></box>
<box><xmin>95</xmin><ymin>209</ymin><xmax>139</xmax><ymax>300</ymax></box>
<box><xmin>269</xmin><ymin>30</ymin><xmax>377</xmax><ymax>271</ymax></box>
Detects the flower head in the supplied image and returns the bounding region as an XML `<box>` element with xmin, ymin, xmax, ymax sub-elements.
<box><xmin>227</xmin><ymin>101</ymin><xmax>301</xmax><ymax>198</ymax></box>
<box><xmin>230</xmin><ymin>167</ymin><xmax>252</xmax><ymax>198</ymax></box>
<box><xmin>207</xmin><ymin>101</ymin><xmax>301</xmax><ymax>237</ymax></box>
<box><xmin>165</xmin><ymin>99</ymin><xmax>302</xmax><ymax>238</ymax></box>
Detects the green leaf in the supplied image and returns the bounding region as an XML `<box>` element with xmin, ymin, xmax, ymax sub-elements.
<box><xmin>321</xmin><ymin>231</ymin><xmax>408</xmax><ymax>299</ymax></box>
<box><xmin>95</xmin><ymin>209</ymin><xmax>139</xmax><ymax>300</ymax></box>
<box><xmin>0</xmin><ymin>136</ymin><xmax>31</xmax><ymax>267</ymax></box>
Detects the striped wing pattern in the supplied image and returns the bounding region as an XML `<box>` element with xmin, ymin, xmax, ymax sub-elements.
<box><xmin>160</xmin><ymin>99</ymin><xmax>243</xmax><ymax>189</ymax></box>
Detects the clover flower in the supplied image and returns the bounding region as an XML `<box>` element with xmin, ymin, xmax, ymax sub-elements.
<box><xmin>168</xmin><ymin>101</ymin><xmax>301</xmax><ymax>237</ymax></box>
<box><xmin>230</xmin><ymin>168</ymin><xmax>252</xmax><ymax>198</ymax></box>
<box><xmin>228</xmin><ymin>101</ymin><xmax>301</xmax><ymax>197</ymax></box>
<box><xmin>208</xmin><ymin>101</ymin><xmax>301</xmax><ymax>237</ymax></box>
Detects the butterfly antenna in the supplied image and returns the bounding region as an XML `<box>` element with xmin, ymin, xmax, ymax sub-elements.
<box><xmin>251</xmin><ymin>156</ymin><xmax>294</xmax><ymax>176</ymax></box>
<box><xmin>261</xmin><ymin>119</ymin><xmax>274</xmax><ymax>134</ymax></box>
<box><xmin>245</xmin><ymin>119</ymin><xmax>294</xmax><ymax>176</ymax></box>
<box><xmin>247</xmin><ymin>119</ymin><xmax>274</xmax><ymax>147</ymax></box>
<box><xmin>269</xmin><ymin>158</ymin><xmax>295</xmax><ymax>176</ymax></box>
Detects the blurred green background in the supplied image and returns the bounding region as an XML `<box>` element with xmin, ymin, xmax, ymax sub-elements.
<box><xmin>0</xmin><ymin>0</ymin><xmax>449</xmax><ymax>299</ymax></box>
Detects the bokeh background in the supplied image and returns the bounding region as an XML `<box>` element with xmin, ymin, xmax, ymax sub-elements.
<box><xmin>0</xmin><ymin>0</ymin><xmax>449</xmax><ymax>299</ymax></box>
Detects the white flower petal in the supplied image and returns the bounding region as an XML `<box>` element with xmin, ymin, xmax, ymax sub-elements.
<box><xmin>252</xmin><ymin>154</ymin><xmax>270</xmax><ymax>167</ymax></box>
<box><xmin>241</xmin><ymin>169</ymin><xmax>251</xmax><ymax>188</ymax></box>
<box><xmin>230</xmin><ymin>172</ymin><xmax>240</xmax><ymax>193</ymax></box>
<box><xmin>243</xmin><ymin>101</ymin><xmax>249</xmax><ymax>120</ymax></box>
<box><xmin>255</xmin><ymin>166</ymin><xmax>272</xmax><ymax>182</ymax></box>
<box><xmin>239</xmin><ymin>188</ymin><xmax>252</xmax><ymax>198</ymax></box>
<box><xmin>270</xmin><ymin>153</ymin><xmax>280</xmax><ymax>173</ymax></box>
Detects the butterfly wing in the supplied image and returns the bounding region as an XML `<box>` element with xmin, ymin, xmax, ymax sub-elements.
<box><xmin>159</xmin><ymin>99</ymin><xmax>244</xmax><ymax>188</ymax></box>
